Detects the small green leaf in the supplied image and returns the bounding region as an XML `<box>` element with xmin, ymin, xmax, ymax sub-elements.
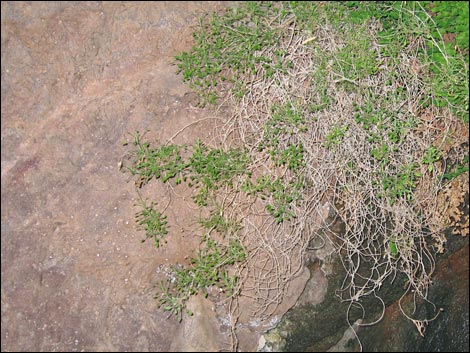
<box><xmin>389</xmin><ymin>241</ymin><xmax>398</xmax><ymax>258</ymax></box>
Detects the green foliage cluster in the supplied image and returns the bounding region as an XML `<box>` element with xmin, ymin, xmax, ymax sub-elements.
<box><xmin>335</xmin><ymin>33</ymin><xmax>380</xmax><ymax>81</ymax></box>
<box><xmin>351</xmin><ymin>96</ymin><xmax>427</xmax><ymax>205</ymax></box>
<box><xmin>135</xmin><ymin>197</ymin><xmax>168</xmax><ymax>248</ymax></box>
<box><xmin>385</xmin><ymin>2</ymin><xmax>467</xmax><ymax>121</ymax></box>
<box><xmin>129</xmin><ymin>129</ymin><xmax>306</xmax><ymax>231</ymax></box>
<box><xmin>188</xmin><ymin>140</ymin><xmax>250</xmax><ymax>206</ymax></box>
<box><xmin>199</xmin><ymin>207</ymin><xmax>243</xmax><ymax>236</ymax></box>
<box><xmin>175</xmin><ymin>2</ymin><xmax>294</xmax><ymax>104</ymax></box>
<box><xmin>127</xmin><ymin>132</ymin><xmax>185</xmax><ymax>185</ymax></box>
<box><xmin>381</xmin><ymin>163</ymin><xmax>421</xmax><ymax>204</ymax></box>
<box><xmin>422</xmin><ymin>146</ymin><xmax>442</xmax><ymax>172</ymax></box>
<box><xmin>242</xmin><ymin>175</ymin><xmax>303</xmax><ymax>223</ymax></box>
<box><xmin>158</xmin><ymin>236</ymin><xmax>245</xmax><ymax>322</ymax></box>
<box><xmin>325</xmin><ymin>124</ymin><xmax>349</xmax><ymax>150</ymax></box>
<box><xmin>340</xmin><ymin>1</ymin><xmax>468</xmax><ymax>121</ymax></box>
<box><xmin>127</xmin><ymin>133</ymin><xmax>249</xmax><ymax>321</ymax></box>
<box><xmin>126</xmin><ymin>129</ymin><xmax>305</xmax><ymax>320</ymax></box>
<box><xmin>428</xmin><ymin>1</ymin><xmax>469</xmax><ymax>55</ymax></box>
<box><xmin>128</xmin><ymin>132</ymin><xmax>250</xmax><ymax>207</ymax></box>
<box><xmin>123</xmin><ymin>0</ymin><xmax>469</xmax><ymax>326</ymax></box>
<box><xmin>261</xmin><ymin>103</ymin><xmax>307</xmax><ymax>171</ymax></box>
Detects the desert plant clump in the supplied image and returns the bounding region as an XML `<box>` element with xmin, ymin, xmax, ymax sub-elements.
<box><xmin>122</xmin><ymin>1</ymin><xmax>468</xmax><ymax>350</ymax></box>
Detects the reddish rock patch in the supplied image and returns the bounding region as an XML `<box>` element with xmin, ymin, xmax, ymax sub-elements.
<box><xmin>1</xmin><ymin>2</ymin><xmax>230</xmax><ymax>351</ymax></box>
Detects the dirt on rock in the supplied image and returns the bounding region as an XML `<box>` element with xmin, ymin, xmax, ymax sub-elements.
<box><xmin>1</xmin><ymin>2</ymin><xmax>232</xmax><ymax>351</ymax></box>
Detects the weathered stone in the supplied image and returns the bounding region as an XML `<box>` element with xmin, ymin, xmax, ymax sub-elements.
<box><xmin>358</xmin><ymin>244</ymin><xmax>469</xmax><ymax>352</ymax></box>
<box><xmin>170</xmin><ymin>295</ymin><xmax>225</xmax><ymax>352</ymax></box>
<box><xmin>327</xmin><ymin>319</ymin><xmax>362</xmax><ymax>352</ymax></box>
<box><xmin>1</xmin><ymin>2</ymin><xmax>230</xmax><ymax>351</ymax></box>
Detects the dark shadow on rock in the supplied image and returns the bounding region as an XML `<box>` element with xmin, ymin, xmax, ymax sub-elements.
<box><xmin>358</xmin><ymin>243</ymin><xmax>469</xmax><ymax>352</ymax></box>
<box><xmin>261</xmin><ymin>200</ymin><xmax>469</xmax><ymax>352</ymax></box>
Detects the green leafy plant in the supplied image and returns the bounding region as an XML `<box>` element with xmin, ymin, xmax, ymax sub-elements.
<box><xmin>127</xmin><ymin>131</ymin><xmax>186</xmax><ymax>186</ymax></box>
<box><xmin>389</xmin><ymin>240</ymin><xmax>399</xmax><ymax>258</ymax></box>
<box><xmin>442</xmin><ymin>154</ymin><xmax>469</xmax><ymax>181</ymax></box>
<box><xmin>374</xmin><ymin>1</ymin><xmax>469</xmax><ymax>122</ymax></box>
<box><xmin>135</xmin><ymin>196</ymin><xmax>169</xmax><ymax>248</ymax></box>
<box><xmin>371</xmin><ymin>144</ymin><xmax>390</xmax><ymax>164</ymax></box>
<box><xmin>325</xmin><ymin>124</ymin><xmax>349</xmax><ymax>149</ymax></box>
<box><xmin>157</xmin><ymin>235</ymin><xmax>246</xmax><ymax>322</ymax></box>
<box><xmin>157</xmin><ymin>280</ymin><xmax>193</xmax><ymax>323</ymax></box>
<box><xmin>265</xmin><ymin>180</ymin><xmax>297</xmax><ymax>223</ymax></box>
<box><xmin>334</xmin><ymin>31</ymin><xmax>380</xmax><ymax>81</ymax></box>
<box><xmin>128</xmin><ymin>134</ymin><xmax>251</xmax><ymax>205</ymax></box>
<box><xmin>122</xmin><ymin>0</ymin><xmax>468</xmax><ymax>334</ymax></box>
<box><xmin>241</xmin><ymin>175</ymin><xmax>273</xmax><ymax>196</ymax></box>
<box><xmin>259</xmin><ymin>103</ymin><xmax>308</xmax><ymax>172</ymax></box>
<box><xmin>199</xmin><ymin>206</ymin><xmax>243</xmax><ymax>236</ymax></box>
<box><xmin>273</xmin><ymin>143</ymin><xmax>305</xmax><ymax>171</ymax></box>
<box><xmin>422</xmin><ymin>146</ymin><xmax>442</xmax><ymax>172</ymax></box>
<box><xmin>427</xmin><ymin>1</ymin><xmax>469</xmax><ymax>58</ymax></box>
<box><xmin>188</xmin><ymin>140</ymin><xmax>250</xmax><ymax>206</ymax></box>
<box><xmin>174</xmin><ymin>2</ymin><xmax>289</xmax><ymax>104</ymax></box>
<box><xmin>125</xmin><ymin>135</ymin><xmax>254</xmax><ymax>321</ymax></box>
<box><xmin>242</xmin><ymin>175</ymin><xmax>302</xmax><ymax>223</ymax></box>
<box><xmin>382</xmin><ymin>163</ymin><xmax>421</xmax><ymax>204</ymax></box>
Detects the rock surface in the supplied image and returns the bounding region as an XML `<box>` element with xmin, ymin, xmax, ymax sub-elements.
<box><xmin>170</xmin><ymin>295</ymin><xmax>225</xmax><ymax>352</ymax></box>
<box><xmin>260</xmin><ymin>218</ymin><xmax>469</xmax><ymax>352</ymax></box>
<box><xmin>1</xmin><ymin>2</ymin><xmax>229</xmax><ymax>351</ymax></box>
<box><xmin>1</xmin><ymin>2</ymin><xmax>319</xmax><ymax>351</ymax></box>
<box><xmin>358</xmin><ymin>243</ymin><xmax>469</xmax><ymax>352</ymax></box>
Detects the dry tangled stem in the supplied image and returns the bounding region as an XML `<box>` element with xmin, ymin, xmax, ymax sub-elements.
<box><xmin>164</xmin><ymin>5</ymin><xmax>468</xmax><ymax>350</ymax></box>
<box><xmin>197</xmin><ymin>12</ymin><xmax>467</xmax><ymax>345</ymax></box>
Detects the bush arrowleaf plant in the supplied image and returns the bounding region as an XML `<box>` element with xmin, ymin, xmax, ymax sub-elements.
<box><xmin>122</xmin><ymin>1</ymin><xmax>468</xmax><ymax>348</ymax></box>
